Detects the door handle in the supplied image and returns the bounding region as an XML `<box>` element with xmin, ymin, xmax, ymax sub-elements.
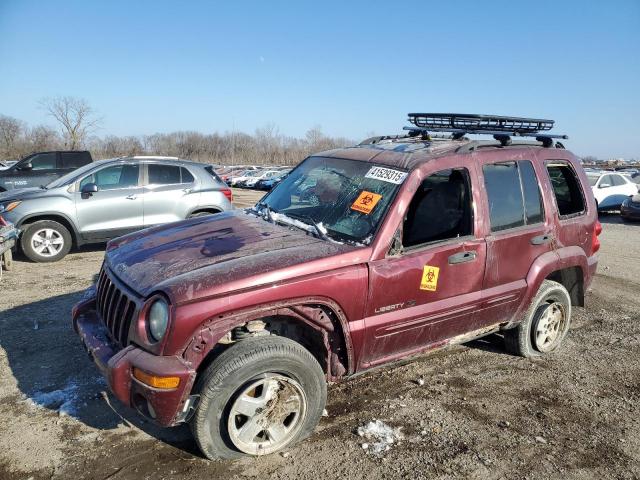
<box><xmin>448</xmin><ymin>251</ymin><xmax>477</xmax><ymax>265</ymax></box>
<box><xmin>531</xmin><ymin>234</ymin><xmax>553</xmax><ymax>245</ymax></box>
<box><xmin>126</xmin><ymin>194</ymin><xmax>137</xmax><ymax>200</ymax></box>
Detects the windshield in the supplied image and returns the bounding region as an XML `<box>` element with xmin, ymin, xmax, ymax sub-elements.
<box><xmin>587</xmin><ymin>175</ymin><xmax>600</xmax><ymax>186</ymax></box>
<box><xmin>257</xmin><ymin>156</ymin><xmax>407</xmax><ymax>244</ymax></box>
<box><xmin>45</xmin><ymin>160</ymin><xmax>106</xmax><ymax>188</ymax></box>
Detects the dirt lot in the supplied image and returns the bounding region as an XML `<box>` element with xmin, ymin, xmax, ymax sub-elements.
<box><xmin>0</xmin><ymin>190</ymin><xmax>638</xmax><ymax>480</ymax></box>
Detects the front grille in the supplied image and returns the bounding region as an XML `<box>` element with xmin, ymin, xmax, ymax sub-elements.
<box><xmin>96</xmin><ymin>267</ymin><xmax>137</xmax><ymax>347</ymax></box>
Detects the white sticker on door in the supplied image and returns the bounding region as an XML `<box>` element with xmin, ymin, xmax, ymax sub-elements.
<box><xmin>364</xmin><ymin>166</ymin><xmax>408</xmax><ymax>184</ymax></box>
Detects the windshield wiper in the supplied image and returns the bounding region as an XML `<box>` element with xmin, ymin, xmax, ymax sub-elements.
<box><xmin>283</xmin><ymin>212</ymin><xmax>330</xmax><ymax>241</ymax></box>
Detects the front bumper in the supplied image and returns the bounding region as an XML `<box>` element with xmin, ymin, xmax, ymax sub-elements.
<box><xmin>72</xmin><ymin>289</ymin><xmax>197</xmax><ymax>426</ymax></box>
<box><xmin>621</xmin><ymin>203</ymin><xmax>640</xmax><ymax>220</ymax></box>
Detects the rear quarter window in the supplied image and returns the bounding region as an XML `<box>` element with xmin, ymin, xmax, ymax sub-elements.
<box><xmin>546</xmin><ymin>163</ymin><xmax>586</xmax><ymax>217</ymax></box>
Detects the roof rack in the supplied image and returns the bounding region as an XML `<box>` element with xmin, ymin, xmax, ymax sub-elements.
<box><xmin>405</xmin><ymin>113</ymin><xmax>568</xmax><ymax>148</ymax></box>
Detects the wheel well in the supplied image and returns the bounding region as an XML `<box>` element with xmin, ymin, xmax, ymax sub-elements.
<box><xmin>20</xmin><ymin>215</ymin><xmax>78</xmax><ymax>247</ymax></box>
<box><xmin>193</xmin><ymin>305</ymin><xmax>350</xmax><ymax>381</ymax></box>
<box><xmin>189</xmin><ymin>208</ymin><xmax>222</xmax><ymax>216</ymax></box>
<box><xmin>546</xmin><ymin>266</ymin><xmax>584</xmax><ymax>307</ymax></box>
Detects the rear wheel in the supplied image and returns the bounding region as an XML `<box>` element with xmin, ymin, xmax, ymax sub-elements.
<box><xmin>504</xmin><ymin>280</ymin><xmax>572</xmax><ymax>358</ymax></box>
<box><xmin>190</xmin><ymin>336</ymin><xmax>326</xmax><ymax>459</ymax></box>
<box><xmin>20</xmin><ymin>220</ymin><xmax>72</xmax><ymax>262</ymax></box>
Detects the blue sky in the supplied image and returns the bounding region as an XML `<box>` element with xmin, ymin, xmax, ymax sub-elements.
<box><xmin>1</xmin><ymin>0</ymin><xmax>639</xmax><ymax>158</ymax></box>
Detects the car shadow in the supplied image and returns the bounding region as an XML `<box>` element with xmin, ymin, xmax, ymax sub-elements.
<box><xmin>464</xmin><ymin>332</ymin><xmax>513</xmax><ymax>356</ymax></box>
<box><xmin>0</xmin><ymin>290</ymin><xmax>202</xmax><ymax>456</ymax></box>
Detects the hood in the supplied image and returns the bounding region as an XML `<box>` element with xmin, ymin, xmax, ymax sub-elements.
<box><xmin>106</xmin><ymin>210</ymin><xmax>360</xmax><ymax>301</ymax></box>
<box><xmin>0</xmin><ymin>186</ymin><xmax>56</xmax><ymax>202</ymax></box>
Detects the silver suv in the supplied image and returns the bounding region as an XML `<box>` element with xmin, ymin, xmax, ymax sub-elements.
<box><xmin>0</xmin><ymin>156</ymin><xmax>233</xmax><ymax>262</ymax></box>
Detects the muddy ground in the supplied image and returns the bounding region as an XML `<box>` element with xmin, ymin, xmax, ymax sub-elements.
<box><xmin>0</xmin><ymin>189</ymin><xmax>638</xmax><ymax>480</ymax></box>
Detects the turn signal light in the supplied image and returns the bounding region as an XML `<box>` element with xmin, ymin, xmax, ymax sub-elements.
<box><xmin>591</xmin><ymin>220</ymin><xmax>602</xmax><ymax>254</ymax></box>
<box><xmin>132</xmin><ymin>368</ymin><xmax>180</xmax><ymax>389</ymax></box>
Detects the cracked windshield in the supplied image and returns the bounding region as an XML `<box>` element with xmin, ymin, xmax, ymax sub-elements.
<box><xmin>257</xmin><ymin>156</ymin><xmax>407</xmax><ymax>244</ymax></box>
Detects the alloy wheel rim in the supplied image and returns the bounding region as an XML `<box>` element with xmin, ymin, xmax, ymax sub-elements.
<box><xmin>227</xmin><ymin>374</ymin><xmax>306</xmax><ymax>455</ymax></box>
<box><xmin>534</xmin><ymin>302</ymin><xmax>566</xmax><ymax>353</ymax></box>
<box><xmin>31</xmin><ymin>228</ymin><xmax>64</xmax><ymax>257</ymax></box>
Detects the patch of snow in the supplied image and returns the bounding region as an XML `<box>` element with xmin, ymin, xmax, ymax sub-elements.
<box><xmin>357</xmin><ymin>420</ymin><xmax>403</xmax><ymax>455</ymax></box>
<box><xmin>28</xmin><ymin>380</ymin><xmax>80</xmax><ymax>416</ymax></box>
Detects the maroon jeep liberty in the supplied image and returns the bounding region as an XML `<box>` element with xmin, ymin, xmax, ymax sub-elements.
<box><xmin>73</xmin><ymin>114</ymin><xmax>600</xmax><ymax>459</ymax></box>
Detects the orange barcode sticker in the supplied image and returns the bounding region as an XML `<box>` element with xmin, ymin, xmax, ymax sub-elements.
<box><xmin>351</xmin><ymin>191</ymin><xmax>382</xmax><ymax>214</ymax></box>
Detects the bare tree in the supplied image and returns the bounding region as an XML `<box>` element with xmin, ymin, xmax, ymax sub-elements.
<box><xmin>0</xmin><ymin>115</ymin><xmax>25</xmax><ymax>158</ymax></box>
<box><xmin>40</xmin><ymin>96</ymin><xmax>101</xmax><ymax>150</ymax></box>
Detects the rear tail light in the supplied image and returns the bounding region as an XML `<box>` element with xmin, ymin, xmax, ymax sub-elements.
<box><xmin>221</xmin><ymin>188</ymin><xmax>233</xmax><ymax>202</ymax></box>
<box><xmin>591</xmin><ymin>220</ymin><xmax>602</xmax><ymax>254</ymax></box>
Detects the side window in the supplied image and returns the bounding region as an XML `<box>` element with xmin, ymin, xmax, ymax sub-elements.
<box><xmin>519</xmin><ymin>161</ymin><xmax>544</xmax><ymax>224</ymax></box>
<box><xmin>599</xmin><ymin>175</ymin><xmax>613</xmax><ymax>188</ymax></box>
<box><xmin>61</xmin><ymin>152</ymin><xmax>87</xmax><ymax>169</ymax></box>
<box><xmin>148</xmin><ymin>164</ymin><xmax>181</xmax><ymax>185</ymax></box>
<box><xmin>483</xmin><ymin>162</ymin><xmax>525</xmax><ymax>231</ymax></box>
<box><xmin>80</xmin><ymin>165</ymin><xmax>140</xmax><ymax>190</ymax></box>
<box><xmin>181</xmin><ymin>167</ymin><xmax>195</xmax><ymax>183</ymax></box>
<box><xmin>546</xmin><ymin>163</ymin><xmax>586</xmax><ymax>217</ymax></box>
<box><xmin>403</xmin><ymin>168</ymin><xmax>473</xmax><ymax>248</ymax></box>
<box><xmin>611</xmin><ymin>175</ymin><xmax>626</xmax><ymax>186</ymax></box>
<box><xmin>28</xmin><ymin>153</ymin><xmax>57</xmax><ymax>170</ymax></box>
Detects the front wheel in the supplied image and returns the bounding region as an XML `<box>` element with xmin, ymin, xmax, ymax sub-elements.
<box><xmin>20</xmin><ymin>220</ymin><xmax>72</xmax><ymax>262</ymax></box>
<box><xmin>504</xmin><ymin>280</ymin><xmax>572</xmax><ymax>358</ymax></box>
<box><xmin>190</xmin><ymin>336</ymin><xmax>327</xmax><ymax>459</ymax></box>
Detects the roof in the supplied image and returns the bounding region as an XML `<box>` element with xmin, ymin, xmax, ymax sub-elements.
<box><xmin>317</xmin><ymin>138</ymin><xmax>572</xmax><ymax>171</ymax></box>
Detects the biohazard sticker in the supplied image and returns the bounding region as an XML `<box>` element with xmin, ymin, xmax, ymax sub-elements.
<box><xmin>351</xmin><ymin>191</ymin><xmax>382</xmax><ymax>214</ymax></box>
<box><xmin>420</xmin><ymin>265</ymin><xmax>440</xmax><ymax>291</ymax></box>
<box><xmin>365</xmin><ymin>166</ymin><xmax>408</xmax><ymax>184</ymax></box>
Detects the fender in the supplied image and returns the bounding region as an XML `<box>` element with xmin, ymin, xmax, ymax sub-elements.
<box><xmin>508</xmin><ymin>246</ymin><xmax>588</xmax><ymax>328</ymax></box>
<box><xmin>180</xmin><ymin>296</ymin><xmax>355</xmax><ymax>378</ymax></box>
<box><xmin>17</xmin><ymin>211</ymin><xmax>82</xmax><ymax>245</ymax></box>
<box><xmin>185</xmin><ymin>205</ymin><xmax>223</xmax><ymax>217</ymax></box>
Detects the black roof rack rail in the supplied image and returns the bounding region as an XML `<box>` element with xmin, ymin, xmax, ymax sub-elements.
<box><xmin>456</xmin><ymin>139</ymin><xmax>567</xmax><ymax>153</ymax></box>
<box><xmin>405</xmin><ymin>113</ymin><xmax>568</xmax><ymax>148</ymax></box>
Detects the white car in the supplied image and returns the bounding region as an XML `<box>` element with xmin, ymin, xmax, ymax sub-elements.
<box><xmin>588</xmin><ymin>171</ymin><xmax>638</xmax><ymax>210</ymax></box>
<box><xmin>230</xmin><ymin>170</ymin><xmax>261</xmax><ymax>187</ymax></box>
<box><xmin>244</xmin><ymin>170</ymin><xmax>281</xmax><ymax>188</ymax></box>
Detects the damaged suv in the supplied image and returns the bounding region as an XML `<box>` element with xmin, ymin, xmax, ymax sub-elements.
<box><xmin>73</xmin><ymin>114</ymin><xmax>600</xmax><ymax>459</ymax></box>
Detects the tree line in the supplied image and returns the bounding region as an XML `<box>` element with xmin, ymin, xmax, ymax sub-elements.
<box><xmin>0</xmin><ymin>97</ymin><xmax>354</xmax><ymax>166</ymax></box>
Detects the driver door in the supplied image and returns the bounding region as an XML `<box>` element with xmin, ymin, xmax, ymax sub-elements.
<box><xmin>362</xmin><ymin>165</ymin><xmax>486</xmax><ymax>368</ymax></box>
<box><xmin>74</xmin><ymin>163</ymin><xmax>144</xmax><ymax>241</ymax></box>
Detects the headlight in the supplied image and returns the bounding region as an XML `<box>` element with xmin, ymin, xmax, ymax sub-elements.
<box><xmin>147</xmin><ymin>298</ymin><xmax>169</xmax><ymax>342</ymax></box>
<box><xmin>1</xmin><ymin>201</ymin><xmax>21</xmax><ymax>212</ymax></box>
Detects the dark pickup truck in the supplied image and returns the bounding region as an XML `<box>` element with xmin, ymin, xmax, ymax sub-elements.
<box><xmin>0</xmin><ymin>151</ymin><xmax>93</xmax><ymax>191</ymax></box>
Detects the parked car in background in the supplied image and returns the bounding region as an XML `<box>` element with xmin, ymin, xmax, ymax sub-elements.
<box><xmin>0</xmin><ymin>160</ymin><xmax>18</xmax><ymax>170</ymax></box>
<box><xmin>0</xmin><ymin>151</ymin><xmax>93</xmax><ymax>191</ymax></box>
<box><xmin>72</xmin><ymin>113</ymin><xmax>600</xmax><ymax>460</ymax></box>
<box><xmin>587</xmin><ymin>171</ymin><xmax>638</xmax><ymax>210</ymax></box>
<box><xmin>244</xmin><ymin>170</ymin><xmax>281</xmax><ymax>188</ymax></box>
<box><xmin>621</xmin><ymin>193</ymin><xmax>640</xmax><ymax>221</ymax></box>
<box><xmin>0</xmin><ymin>156</ymin><xmax>233</xmax><ymax>262</ymax></box>
<box><xmin>254</xmin><ymin>169</ymin><xmax>291</xmax><ymax>190</ymax></box>
<box><xmin>230</xmin><ymin>169</ymin><xmax>262</xmax><ymax>187</ymax></box>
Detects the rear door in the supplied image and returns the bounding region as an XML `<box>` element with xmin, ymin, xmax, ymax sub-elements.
<box><xmin>362</xmin><ymin>164</ymin><xmax>486</xmax><ymax>367</ymax></box>
<box><xmin>473</xmin><ymin>157</ymin><xmax>554</xmax><ymax>327</ymax></box>
<box><xmin>74</xmin><ymin>163</ymin><xmax>143</xmax><ymax>240</ymax></box>
<box><xmin>142</xmin><ymin>163</ymin><xmax>198</xmax><ymax>226</ymax></box>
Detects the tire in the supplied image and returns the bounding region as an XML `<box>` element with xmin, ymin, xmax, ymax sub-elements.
<box><xmin>504</xmin><ymin>280</ymin><xmax>572</xmax><ymax>358</ymax></box>
<box><xmin>190</xmin><ymin>336</ymin><xmax>327</xmax><ymax>460</ymax></box>
<box><xmin>2</xmin><ymin>249</ymin><xmax>13</xmax><ymax>271</ymax></box>
<box><xmin>20</xmin><ymin>220</ymin><xmax>72</xmax><ymax>263</ymax></box>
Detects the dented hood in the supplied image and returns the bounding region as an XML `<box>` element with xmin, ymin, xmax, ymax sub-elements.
<box><xmin>105</xmin><ymin>210</ymin><xmax>358</xmax><ymax>301</ymax></box>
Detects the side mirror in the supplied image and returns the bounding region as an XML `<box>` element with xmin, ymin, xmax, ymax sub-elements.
<box><xmin>81</xmin><ymin>182</ymin><xmax>99</xmax><ymax>197</ymax></box>
<box><xmin>18</xmin><ymin>162</ymin><xmax>33</xmax><ymax>171</ymax></box>
<box><xmin>599</xmin><ymin>183</ymin><xmax>611</xmax><ymax>189</ymax></box>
